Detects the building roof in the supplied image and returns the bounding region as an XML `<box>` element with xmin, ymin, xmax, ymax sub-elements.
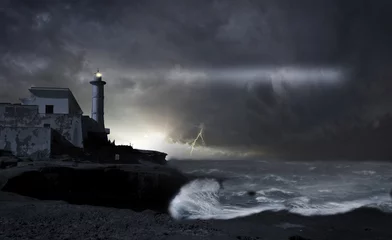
<box><xmin>29</xmin><ymin>87</ymin><xmax>73</xmax><ymax>99</ymax></box>
<box><xmin>28</xmin><ymin>87</ymin><xmax>83</xmax><ymax>114</ymax></box>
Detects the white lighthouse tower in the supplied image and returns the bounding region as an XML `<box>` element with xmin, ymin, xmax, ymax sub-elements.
<box><xmin>90</xmin><ymin>70</ymin><xmax>106</xmax><ymax>130</ymax></box>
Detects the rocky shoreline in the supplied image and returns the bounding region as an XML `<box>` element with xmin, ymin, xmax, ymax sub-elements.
<box><xmin>1</xmin><ymin>193</ymin><xmax>392</xmax><ymax>240</ymax></box>
<box><xmin>1</xmin><ymin>160</ymin><xmax>392</xmax><ymax>240</ymax></box>
<box><xmin>0</xmin><ymin>161</ymin><xmax>188</xmax><ymax>212</ymax></box>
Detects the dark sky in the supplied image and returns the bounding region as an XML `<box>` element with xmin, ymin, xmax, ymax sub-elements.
<box><xmin>1</xmin><ymin>0</ymin><xmax>392</xmax><ymax>158</ymax></box>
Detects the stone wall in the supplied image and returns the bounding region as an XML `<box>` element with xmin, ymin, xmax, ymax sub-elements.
<box><xmin>81</xmin><ymin>116</ymin><xmax>109</xmax><ymax>148</ymax></box>
<box><xmin>0</xmin><ymin>127</ymin><xmax>51</xmax><ymax>160</ymax></box>
<box><xmin>0</xmin><ymin>104</ymin><xmax>40</xmax><ymax>126</ymax></box>
<box><xmin>39</xmin><ymin>114</ymin><xmax>83</xmax><ymax>148</ymax></box>
<box><xmin>0</xmin><ymin>104</ymin><xmax>83</xmax><ymax>148</ymax></box>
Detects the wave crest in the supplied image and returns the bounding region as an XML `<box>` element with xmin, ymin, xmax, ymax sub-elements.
<box><xmin>169</xmin><ymin>179</ymin><xmax>284</xmax><ymax>220</ymax></box>
<box><xmin>169</xmin><ymin>179</ymin><xmax>391</xmax><ymax>220</ymax></box>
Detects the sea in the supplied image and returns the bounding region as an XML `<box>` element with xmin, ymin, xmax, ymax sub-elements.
<box><xmin>167</xmin><ymin>159</ymin><xmax>392</xmax><ymax>220</ymax></box>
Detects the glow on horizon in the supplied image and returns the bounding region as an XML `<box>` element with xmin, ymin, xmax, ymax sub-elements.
<box><xmin>105</xmin><ymin>65</ymin><xmax>350</xmax><ymax>159</ymax></box>
<box><xmin>109</xmin><ymin>131</ymin><xmax>258</xmax><ymax>160</ymax></box>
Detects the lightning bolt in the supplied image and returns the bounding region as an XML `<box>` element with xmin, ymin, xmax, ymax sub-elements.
<box><xmin>190</xmin><ymin>123</ymin><xmax>206</xmax><ymax>156</ymax></box>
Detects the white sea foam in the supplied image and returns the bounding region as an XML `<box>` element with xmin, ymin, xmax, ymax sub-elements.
<box><xmin>169</xmin><ymin>178</ymin><xmax>392</xmax><ymax>220</ymax></box>
<box><xmin>255</xmin><ymin>196</ymin><xmax>285</xmax><ymax>203</ymax></box>
<box><xmin>352</xmin><ymin>170</ymin><xmax>376</xmax><ymax>176</ymax></box>
<box><xmin>318</xmin><ymin>189</ymin><xmax>332</xmax><ymax>193</ymax></box>
<box><xmin>257</xmin><ymin>188</ymin><xmax>294</xmax><ymax>196</ymax></box>
<box><xmin>169</xmin><ymin>179</ymin><xmax>284</xmax><ymax>220</ymax></box>
<box><xmin>262</xmin><ymin>174</ymin><xmax>296</xmax><ymax>184</ymax></box>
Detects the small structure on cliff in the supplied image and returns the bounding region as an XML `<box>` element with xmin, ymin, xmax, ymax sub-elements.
<box><xmin>0</xmin><ymin>71</ymin><xmax>167</xmax><ymax>164</ymax></box>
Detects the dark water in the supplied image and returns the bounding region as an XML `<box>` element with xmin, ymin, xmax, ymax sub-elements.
<box><xmin>168</xmin><ymin>160</ymin><xmax>392</xmax><ymax>220</ymax></box>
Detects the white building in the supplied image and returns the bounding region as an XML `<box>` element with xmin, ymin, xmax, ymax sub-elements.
<box><xmin>20</xmin><ymin>87</ymin><xmax>83</xmax><ymax>115</ymax></box>
<box><xmin>0</xmin><ymin>72</ymin><xmax>110</xmax><ymax>159</ymax></box>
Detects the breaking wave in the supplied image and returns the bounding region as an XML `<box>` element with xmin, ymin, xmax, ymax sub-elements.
<box><xmin>169</xmin><ymin>178</ymin><xmax>392</xmax><ymax>220</ymax></box>
<box><xmin>169</xmin><ymin>179</ymin><xmax>284</xmax><ymax>220</ymax></box>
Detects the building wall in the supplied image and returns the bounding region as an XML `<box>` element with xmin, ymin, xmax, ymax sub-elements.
<box><xmin>0</xmin><ymin>104</ymin><xmax>84</xmax><ymax>148</ymax></box>
<box><xmin>22</xmin><ymin>97</ymin><xmax>69</xmax><ymax>114</ymax></box>
<box><xmin>39</xmin><ymin>114</ymin><xmax>83</xmax><ymax>148</ymax></box>
<box><xmin>68</xmin><ymin>96</ymin><xmax>83</xmax><ymax>115</ymax></box>
<box><xmin>82</xmin><ymin>116</ymin><xmax>107</xmax><ymax>136</ymax></box>
<box><xmin>81</xmin><ymin>116</ymin><xmax>108</xmax><ymax>146</ymax></box>
<box><xmin>0</xmin><ymin>127</ymin><xmax>51</xmax><ymax>160</ymax></box>
<box><xmin>0</xmin><ymin>104</ymin><xmax>40</xmax><ymax>126</ymax></box>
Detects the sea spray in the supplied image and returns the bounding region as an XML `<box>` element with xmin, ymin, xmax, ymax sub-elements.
<box><xmin>169</xmin><ymin>178</ymin><xmax>392</xmax><ymax>220</ymax></box>
<box><xmin>169</xmin><ymin>178</ymin><xmax>284</xmax><ymax>220</ymax></box>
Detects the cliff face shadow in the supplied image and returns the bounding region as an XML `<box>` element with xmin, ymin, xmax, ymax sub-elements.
<box><xmin>1</xmin><ymin>165</ymin><xmax>189</xmax><ymax>212</ymax></box>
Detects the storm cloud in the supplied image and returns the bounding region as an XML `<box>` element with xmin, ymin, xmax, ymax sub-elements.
<box><xmin>1</xmin><ymin>0</ymin><xmax>392</xmax><ymax>157</ymax></box>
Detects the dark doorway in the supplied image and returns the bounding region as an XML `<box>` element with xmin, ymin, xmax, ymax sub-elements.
<box><xmin>45</xmin><ymin>105</ymin><xmax>54</xmax><ymax>114</ymax></box>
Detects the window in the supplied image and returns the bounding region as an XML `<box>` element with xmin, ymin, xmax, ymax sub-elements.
<box><xmin>44</xmin><ymin>124</ymin><xmax>50</xmax><ymax>128</ymax></box>
<box><xmin>5</xmin><ymin>107</ymin><xmax>14</xmax><ymax>115</ymax></box>
<box><xmin>45</xmin><ymin>105</ymin><xmax>54</xmax><ymax>114</ymax></box>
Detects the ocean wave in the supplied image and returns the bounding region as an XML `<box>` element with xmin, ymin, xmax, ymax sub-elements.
<box><xmin>318</xmin><ymin>189</ymin><xmax>332</xmax><ymax>193</ymax></box>
<box><xmin>289</xmin><ymin>197</ymin><xmax>390</xmax><ymax>216</ymax></box>
<box><xmin>261</xmin><ymin>174</ymin><xmax>296</xmax><ymax>184</ymax></box>
<box><xmin>335</xmin><ymin>165</ymin><xmax>351</xmax><ymax>169</ymax></box>
<box><xmin>352</xmin><ymin>170</ymin><xmax>377</xmax><ymax>176</ymax></box>
<box><xmin>255</xmin><ymin>196</ymin><xmax>285</xmax><ymax>203</ymax></box>
<box><xmin>230</xmin><ymin>191</ymin><xmax>247</xmax><ymax>197</ymax></box>
<box><xmin>186</xmin><ymin>169</ymin><xmax>227</xmax><ymax>175</ymax></box>
<box><xmin>229</xmin><ymin>188</ymin><xmax>296</xmax><ymax>203</ymax></box>
<box><xmin>169</xmin><ymin>179</ymin><xmax>392</xmax><ymax>220</ymax></box>
<box><xmin>186</xmin><ymin>169</ymin><xmax>253</xmax><ymax>180</ymax></box>
<box><xmin>257</xmin><ymin>187</ymin><xmax>294</xmax><ymax>196</ymax></box>
<box><xmin>169</xmin><ymin>179</ymin><xmax>284</xmax><ymax>220</ymax></box>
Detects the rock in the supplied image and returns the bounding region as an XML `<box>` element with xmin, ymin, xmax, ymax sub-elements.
<box><xmin>236</xmin><ymin>236</ymin><xmax>262</xmax><ymax>240</ymax></box>
<box><xmin>1</xmin><ymin>162</ymin><xmax>189</xmax><ymax>212</ymax></box>
<box><xmin>0</xmin><ymin>150</ymin><xmax>13</xmax><ymax>157</ymax></box>
<box><xmin>288</xmin><ymin>236</ymin><xmax>311</xmax><ymax>240</ymax></box>
<box><xmin>0</xmin><ymin>156</ymin><xmax>19</xmax><ymax>169</ymax></box>
<box><xmin>247</xmin><ymin>191</ymin><xmax>256</xmax><ymax>196</ymax></box>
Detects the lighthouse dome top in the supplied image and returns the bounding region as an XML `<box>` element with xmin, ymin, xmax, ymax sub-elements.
<box><xmin>90</xmin><ymin>69</ymin><xmax>106</xmax><ymax>85</ymax></box>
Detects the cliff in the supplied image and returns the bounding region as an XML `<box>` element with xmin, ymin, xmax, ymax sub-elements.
<box><xmin>0</xmin><ymin>161</ymin><xmax>189</xmax><ymax>212</ymax></box>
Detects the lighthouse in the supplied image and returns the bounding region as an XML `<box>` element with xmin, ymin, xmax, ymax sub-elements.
<box><xmin>90</xmin><ymin>70</ymin><xmax>106</xmax><ymax>129</ymax></box>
